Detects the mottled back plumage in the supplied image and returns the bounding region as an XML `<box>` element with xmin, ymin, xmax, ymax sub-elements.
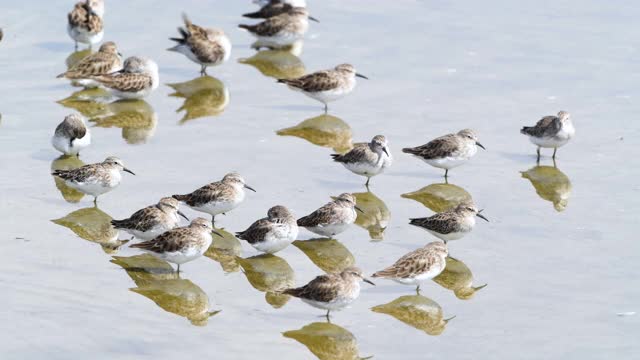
<box><xmin>243</xmin><ymin>1</ymin><xmax>294</xmax><ymax>19</ymax></box>
<box><xmin>521</xmin><ymin>111</ymin><xmax>571</xmax><ymax>138</ymax></box>
<box><xmin>68</xmin><ymin>1</ymin><xmax>103</xmax><ymax>34</ymax></box>
<box><xmin>57</xmin><ymin>42</ymin><xmax>121</xmax><ymax>79</ymax></box>
<box><xmin>129</xmin><ymin>218</ymin><xmax>212</xmax><ymax>254</ymax></box>
<box><xmin>297</xmin><ymin>193</ymin><xmax>357</xmax><ymax>227</ymax></box>
<box><xmin>373</xmin><ymin>242</ymin><xmax>448</xmax><ymax>279</ymax></box>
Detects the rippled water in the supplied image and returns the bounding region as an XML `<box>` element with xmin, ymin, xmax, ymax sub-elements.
<box><xmin>1</xmin><ymin>0</ymin><xmax>639</xmax><ymax>359</ymax></box>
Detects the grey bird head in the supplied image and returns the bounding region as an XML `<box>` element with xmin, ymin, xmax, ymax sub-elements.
<box><xmin>455</xmin><ymin>201</ymin><xmax>489</xmax><ymax>222</ymax></box>
<box><xmin>63</xmin><ymin>113</ymin><xmax>86</xmax><ymax>127</ymax></box>
<box><xmin>268</xmin><ymin>205</ymin><xmax>294</xmax><ymax>220</ymax></box>
<box><xmin>98</xmin><ymin>41</ymin><xmax>119</xmax><ymax>55</ymax></box>
<box><xmin>557</xmin><ymin>111</ymin><xmax>571</xmax><ymax>121</ymax></box>
<box><xmin>158</xmin><ymin>197</ymin><xmax>189</xmax><ymax>221</ymax></box>
<box><xmin>427</xmin><ymin>240</ymin><xmax>449</xmax><ymax>256</ymax></box>
<box><xmin>336</xmin><ymin>193</ymin><xmax>364</xmax><ymax>213</ymax></box>
<box><xmin>370</xmin><ymin>135</ymin><xmax>390</xmax><ymax>157</ymax></box>
<box><xmin>335</xmin><ymin>63</ymin><xmax>368</xmax><ymax>80</ymax></box>
<box><xmin>341</xmin><ymin>266</ymin><xmax>375</xmax><ymax>286</ymax></box>
<box><xmin>222</xmin><ymin>172</ymin><xmax>256</xmax><ymax>192</ymax></box>
<box><xmin>190</xmin><ymin>217</ymin><xmax>223</xmax><ymax>237</ymax></box>
<box><xmin>103</xmin><ymin>156</ymin><xmax>135</xmax><ymax>175</ymax></box>
<box><xmin>457</xmin><ymin>129</ymin><xmax>485</xmax><ymax>150</ymax></box>
<box><xmin>122</xmin><ymin>56</ymin><xmax>158</xmax><ymax>75</ymax></box>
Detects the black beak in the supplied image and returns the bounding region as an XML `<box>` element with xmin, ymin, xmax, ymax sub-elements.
<box><xmin>476</xmin><ymin>211</ymin><xmax>489</xmax><ymax>222</ymax></box>
<box><xmin>123</xmin><ymin>168</ymin><xmax>135</xmax><ymax>175</ymax></box>
<box><xmin>117</xmin><ymin>52</ymin><xmax>123</xmax><ymax>57</ymax></box>
<box><xmin>308</xmin><ymin>16</ymin><xmax>320</xmax><ymax>23</ymax></box>
<box><xmin>363</xmin><ymin>278</ymin><xmax>375</xmax><ymax>286</ymax></box>
<box><xmin>212</xmin><ymin>230</ymin><xmax>224</xmax><ymax>238</ymax></box>
<box><xmin>355</xmin><ymin>73</ymin><xmax>369</xmax><ymax>80</ymax></box>
<box><xmin>244</xmin><ymin>184</ymin><xmax>256</xmax><ymax>192</ymax></box>
<box><xmin>476</xmin><ymin>142</ymin><xmax>486</xmax><ymax>150</ymax></box>
<box><xmin>177</xmin><ymin>210</ymin><xmax>189</xmax><ymax>221</ymax></box>
<box><xmin>383</xmin><ymin>147</ymin><xmax>389</xmax><ymax>157</ymax></box>
<box><xmin>355</xmin><ymin>206</ymin><xmax>364</xmax><ymax>213</ymax></box>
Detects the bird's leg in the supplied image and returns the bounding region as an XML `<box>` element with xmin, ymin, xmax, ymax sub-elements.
<box><xmin>74</xmin><ymin>41</ymin><xmax>78</xmax><ymax>51</ymax></box>
<box><xmin>444</xmin><ymin>169</ymin><xmax>449</xmax><ymax>179</ymax></box>
<box><xmin>365</xmin><ymin>177</ymin><xmax>370</xmax><ymax>187</ymax></box>
<box><xmin>177</xmin><ymin>264</ymin><xmax>181</xmax><ymax>274</ymax></box>
<box><xmin>536</xmin><ymin>147</ymin><xmax>541</xmax><ymax>162</ymax></box>
<box><xmin>416</xmin><ymin>285</ymin><xmax>421</xmax><ymax>295</ymax></box>
<box><xmin>211</xmin><ymin>215</ymin><xmax>216</xmax><ymax>224</ymax></box>
<box><xmin>93</xmin><ymin>196</ymin><xmax>98</xmax><ymax>205</ymax></box>
<box><xmin>325</xmin><ymin>310</ymin><xmax>331</xmax><ymax>322</ymax></box>
<box><xmin>323</xmin><ymin>103</ymin><xmax>328</xmax><ymax>114</ymax></box>
<box><xmin>552</xmin><ymin>148</ymin><xmax>557</xmax><ymax>159</ymax></box>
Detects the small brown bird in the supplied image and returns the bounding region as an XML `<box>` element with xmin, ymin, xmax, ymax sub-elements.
<box><xmin>57</xmin><ymin>41</ymin><xmax>123</xmax><ymax>88</ymax></box>
<box><xmin>243</xmin><ymin>0</ymin><xmax>295</xmax><ymax>19</ymax></box>
<box><xmin>67</xmin><ymin>0</ymin><xmax>105</xmax><ymax>49</ymax></box>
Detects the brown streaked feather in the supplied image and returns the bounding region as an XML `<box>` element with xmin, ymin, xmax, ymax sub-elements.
<box><xmin>331</xmin><ymin>142</ymin><xmax>375</xmax><ymax>164</ymax></box>
<box><xmin>58</xmin><ymin>52</ymin><xmax>121</xmax><ymax>79</ymax></box>
<box><xmin>238</xmin><ymin>14</ymin><xmax>292</xmax><ymax>37</ymax></box>
<box><xmin>278</xmin><ymin>70</ymin><xmax>342</xmax><ymax>92</ymax></box>
<box><xmin>111</xmin><ymin>206</ymin><xmax>164</xmax><ymax>232</ymax></box>
<box><xmin>54</xmin><ymin>119</ymin><xmax>87</xmax><ymax>142</ymax></box>
<box><xmin>521</xmin><ymin>115</ymin><xmax>562</xmax><ymax>138</ymax></box>
<box><xmin>130</xmin><ymin>227</ymin><xmax>196</xmax><ymax>254</ymax></box>
<box><xmin>297</xmin><ymin>203</ymin><xmax>340</xmax><ymax>227</ymax></box>
<box><xmin>236</xmin><ymin>218</ymin><xmax>272</xmax><ymax>244</ymax></box>
<box><xmin>409</xmin><ymin>212</ymin><xmax>459</xmax><ymax>234</ymax></box>
<box><xmin>283</xmin><ymin>273</ymin><xmax>341</xmax><ymax>302</ymax></box>
<box><xmin>402</xmin><ymin>134</ymin><xmax>460</xmax><ymax>159</ymax></box>
<box><xmin>373</xmin><ymin>245</ymin><xmax>446</xmax><ymax>279</ymax></box>
<box><xmin>243</xmin><ymin>2</ymin><xmax>293</xmax><ymax>19</ymax></box>
<box><xmin>68</xmin><ymin>3</ymin><xmax>103</xmax><ymax>33</ymax></box>
<box><xmin>91</xmin><ymin>73</ymin><xmax>152</xmax><ymax>92</ymax></box>
<box><xmin>52</xmin><ymin>163</ymin><xmax>106</xmax><ymax>183</ymax></box>
<box><xmin>172</xmin><ymin>183</ymin><xmax>232</xmax><ymax>207</ymax></box>
<box><xmin>188</xmin><ymin>37</ymin><xmax>226</xmax><ymax>64</ymax></box>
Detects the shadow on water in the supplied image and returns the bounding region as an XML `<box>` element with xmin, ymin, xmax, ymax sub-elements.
<box><xmin>167</xmin><ymin>75</ymin><xmax>229</xmax><ymax>124</ymax></box>
<box><xmin>50</xmin><ymin>155</ymin><xmax>86</xmax><ymax>203</ymax></box>
<box><xmin>401</xmin><ymin>182</ymin><xmax>473</xmax><ymax>212</ymax></box>
<box><xmin>283</xmin><ymin>321</ymin><xmax>371</xmax><ymax>360</ymax></box>
<box><xmin>433</xmin><ymin>256</ymin><xmax>487</xmax><ymax>300</ymax></box>
<box><xmin>237</xmin><ymin>254</ymin><xmax>296</xmax><ymax>308</ymax></box>
<box><xmin>293</xmin><ymin>238</ymin><xmax>355</xmax><ymax>274</ymax></box>
<box><xmin>520</xmin><ymin>163</ymin><xmax>572</xmax><ymax>212</ymax></box>
<box><xmin>51</xmin><ymin>206</ymin><xmax>128</xmax><ymax>254</ymax></box>
<box><xmin>204</xmin><ymin>227</ymin><xmax>242</xmax><ymax>273</ymax></box>
<box><xmin>277</xmin><ymin>113</ymin><xmax>353</xmax><ymax>153</ymax></box>
<box><xmin>372</xmin><ymin>294</ymin><xmax>455</xmax><ymax>336</ymax></box>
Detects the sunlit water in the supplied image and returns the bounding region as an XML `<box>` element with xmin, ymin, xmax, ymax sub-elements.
<box><xmin>1</xmin><ymin>1</ymin><xmax>639</xmax><ymax>359</ymax></box>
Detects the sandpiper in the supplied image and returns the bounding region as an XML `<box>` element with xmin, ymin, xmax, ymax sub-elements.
<box><xmin>172</xmin><ymin>173</ymin><xmax>256</xmax><ymax>224</ymax></box>
<box><xmin>239</xmin><ymin>7</ymin><xmax>319</xmax><ymax>49</ymax></box>
<box><xmin>297</xmin><ymin>193</ymin><xmax>362</xmax><ymax>238</ymax></box>
<box><xmin>331</xmin><ymin>135</ymin><xmax>392</xmax><ymax>187</ymax></box>
<box><xmin>51</xmin><ymin>113</ymin><xmax>91</xmax><ymax>156</ymax></box>
<box><xmin>168</xmin><ymin>14</ymin><xmax>231</xmax><ymax>76</ymax></box>
<box><xmin>236</xmin><ymin>205</ymin><xmax>298</xmax><ymax>254</ymax></box>
<box><xmin>277</xmin><ymin>64</ymin><xmax>367</xmax><ymax>112</ymax></box>
<box><xmin>130</xmin><ymin>218</ymin><xmax>222</xmax><ymax>273</ymax></box>
<box><xmin>111</xmin><ymin>197</ymin><xmax>190</xmax><ymax>241</ymax></box>
<box><xmin>89</xmin><ymin>56</ymin><xmax>159</xmax><ymax>99</ymax></box>
<box><xmin>244</xmin><ymin>0</ymin><xmax>296</xmax><ymax>19</ymax></box>
<box><xmin>372</xmin><ymin>241</ymin><xmax>448</xmax><ymax>293</ymax></box>
<box><xmin>67</xmin><ymin>0</ymin><xmax>104</xmax><ymax>49</ymax></box>
<box><xmin>409</xmin><ymin>201</ymin><xmax>488</xmax><ymax>242</ymax></box>
<box><xmin>402</xmin><ymin>129</ymin><xmax>485</xmax><ymax>178</ymax></box>
<box><xmin>57</xmin><ymin>41</ymin><xmax>122</xmax><ymax>88</ymax></box>
<box><xmin>52</xmin><ymin>156</ymin><xmax>135</xmax><ymax>204</ymax></box>
<box><xmin>521</xmin><ymin>111</ymin><xmax>575</xmax><ymax>161</ymax></box>
<box><xmin>283</xmin><ymin>266</ymin><xmax>374</xmax><ymax>319</ymax></box>
<box><xmin>253</xmin><ymin>0</ymin><xmax>306</xmax><ymax>6</ymax></box>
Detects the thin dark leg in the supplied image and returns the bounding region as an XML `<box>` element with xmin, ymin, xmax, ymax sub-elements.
<box><xmin>211</xmin><ymin>215</ymin><xmax>216</xmax><ymax>224</ymax></box>
<box><xmin>325</xmin><ymin>310</ymin><xmax>331</xmax><ymax>321</ymax></box>
<box><xmin>444</xmin><ymin>169</ymin><xmax>449</xmax><ymax>178</ymax></box>
<box><xmin>93</xmin><ymin>196</ymin><xmax>98</xmax><ymax>205</ymax></box>
<box><xmin>416</xmin><ymin>285</ymin><xmax>421</xmax><ymax>294</ymax></box>
<box><xmin>536</xmin><ymin>147</ymin><xmax>541</xmax><ymax>162</ymax></box>
<box><xmin>323</xmin><ymin>103</ymin><xmax>328</xmax><ymax>113</ymax></box>
<box><xmin>365</xmin><ymin>177</ymin><xmax>370</xmax><ymax>187</ymax></box>
<box><xmin>552</xmin><ymin>148</ymin><xmax>557</xmax><ymax>159</ymax></box>
<box><xmin>177</xmin><ymin>264</ymin><xmax>181</xmax><ymax>273</ymax></box>
<box><xmin>74</xmin><ymin>41</ymin><xmax>78</xmax><ymax>51</ymax></box>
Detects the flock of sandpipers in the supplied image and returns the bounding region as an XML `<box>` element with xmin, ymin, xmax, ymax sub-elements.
<box><xmin>48</xmin><ymin>0</ymin><xmax>576</xmax><ymax>320</ymax></box>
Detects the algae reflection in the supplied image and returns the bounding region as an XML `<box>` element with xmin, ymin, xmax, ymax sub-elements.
<box><xmin>433</xmin><ymin>256</ymin><xmax>487</xmax><ymax>300</ymax></box>
<box><xmin>372</xmin><ymin>295</ymin><xmax>455</xmax><ymax>336</ymax></box>
<box><xmin>167</xmin><ymin>76</ymin><xmax>229</xmax><ymax>124</ymax></box>
<box><xmin>237</xmin><ymin>254</ymin><xmax>295</xmax><ymax>308</ymax></box>
<box><xmin>277</xmin><ymin>114</ymin><xmax>353</xmax><ymax>154</ymax></box>
<box><xmin>111</xmin><ymin>254</ymin><xmax>220</xmax><ymax>326</ymax></box>
<box><xmin>51</xmin><ymin>155</ymin><xmax>86</xmax><ymax>203</ymax></box>
<box><xmin>90</xmin><ymin>100</ymin><xmax>158</xmax><ymax>144</ymax></box>
<box><xmin>203</xmin><ymin>227</ymin><xmax>242</xmax><ymax>273</ymax></box>
<box><xmin>293</xmin><ymin>238</ymin><xmax>355</xmax><ymax>274</ymax></box>
<box><xmin>351</xmin><ymin>191</ymin><xmax>390</xmax><ymax>241</ymax></box>
<box><xmin>402</xmin><ymin>182</ymin><xmax>473</xmax><ymax>212</ymax></box>
<box><xmin>51</xmin><ymin>206</ymin><xmax>128</xmax><ymax>254</ymax></box>
<box><xmin>283</xmin><ymin>321</ymin><xmax>371</xmax><ymax>360</ymax></box>
<box><xmin>238</xmin><ymin>43</ymin><xmax>306</xmax><ymax>80</ymax></box>
<box><xmin>521</xmin><ymin>164</ymin><xmax>572</xmax><ymax>212</ymax></box>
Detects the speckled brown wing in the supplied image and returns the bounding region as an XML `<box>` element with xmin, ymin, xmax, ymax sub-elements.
<box><xmin>52</xmin><ymin>163</ymin><xmax>103</xmax><ymax>182</ymax></box>
<box><xmin>236</xmin><ymin>218</ymin><xmax>273</xmax><ymax>244</ymax></box>
<box><xmin>187</xmin><ymin>37</ymin><xmax>226</xmax><ymax>64</ymax></box>
<box><xmin>409</xmin><ymin>212</ymin><xmax>458</xmax><ymax>234</ymax></box>
<box><xmin>174</xmin><ymin>183</ymin><xmax>228</xmax><ymax>207</ymax></box>
<box><xmin>402</xmin><ymin>134</ymin><xmax>458</xmax><ymax>159</ymax></box>
<box><xmin>521</xmin><ymin>116</ymin><xmax>561</xmax><ymax>137</ymax></box>
<box><xmin>111</xmin><ymin>206</ymin><xmax>162</xmax><ymax>232</ymax></box>
<box><xmin>91</xmin><ymin>73</ymin><xmax>152</xmax><ymax>92</ymax></box>
<box><xmin>54</xmin><ymin>121</ymin><xmax>87</xmax><ymax>142</ymax></box>
<box><xmin>68</xmin><ymin>4</ymin><xmax>103</xmax><ymax>33</ymax></box>
<box><xmin>297</xmin><ymin>202</ymin><xmax>339</xmax><ymax>227</ymax></box>
<box><xmin>130</xmin><ymin>227</ymin><xmax>194</xmax><ymax>253</ymax></box>
<box><xmin>243</xmin><ymin>15</ymin><xmax>290</xmax><ymax>37</ymax></box>
<box><xmin>279</xmin><ymin>71</ymin><xmax>341</xmax><ymax>92</ymax></box>
<box><xmin>243</xmin><ymin>2</ymin><xmax>292</xmax><ymax>19</ymax></box>
<box><xmin>373</xmin><ymin>247</ymin><xmax>441</xmax><ymax>279</ymax></box>
<box><xmin>331</xmin><ymin>143</ymin><xmax>373</xmax><ymax>164</ymax></box>
<box><xmin>284</xmin><ymin>273</ymin><xmax>340</xmax><ymax>302</ymax></box>
<box><xmin>60</xmin><ymin>52</ymin><xmax>120</xmax><ymax>79</ymax></box>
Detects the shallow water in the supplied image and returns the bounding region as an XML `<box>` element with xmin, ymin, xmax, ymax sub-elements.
<box><xmin>1</xmin><ymin>0</ymin><xmax>639</xmax><ymax>359</ymax></box>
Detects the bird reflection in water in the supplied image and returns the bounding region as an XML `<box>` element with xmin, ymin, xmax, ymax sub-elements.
<box><xmin>521</xmin><ymin>163</ymin><xmax>572</xmax><ymax>212</ymax></box>
<box><xmin>51</xmin><ymin>155</ymin><xmax>86</xmax><ymax>203</ymax></box>
<box><xmin>204</xmin><ymin>227</ymin><xmax>242</xmax><ymax>273</ymax></box>
<box><xmin>433</xmin><ymin>256</ymin><xmax>487</xmax><ymax>300</ymax></box>
<box><xmin>401</xmin><ymin>182</ymin><xmax>473</xmax><ymax>212</ymax></box>
<box><xmin>277</xmin><ymin>114</ymin><xmax>353</xmax><ymax>154</ymax></box>
<box><xmin>90</xmin><ymin>99</ymin><xmax>158</xmax><ymax>144</ymax></box>
<box><xmin>111</xmin><ymin>254</ymin><xmax>220</xmax><ymax>326</ymax></box>
<box><xmin>57</xmin><ymin>87</ymin><xmax>110</xmax><ymax>118</ymax></box>
<box><xmin>334</xmin><ymin>191</ymin><xmax>389</xmax><ymax>241</ymax></box>
<box><xmin>292</xmin><ymin>239</ymin><xmax>355</xmax><ymax>274</ymax></box>
<box><xmin>237</xmin><ymin>254</ymin><xmax>295</xmax><ymax>308</ymax></box>
<box><xmin>167</xmin><ymin>76</ymin><xmax>229</xmax><ymax>124</ymax></box>
<box><xmin>283</xmin><ymin>321</ymin><xmax>371</xmax><ymax>360</ymax></box>
<box><xmin>372</xmin><ymin>295</ymin><xmax>455</xmax><ymax>336</ymax></box>
<box><xmin>51</xmin><ymin>206</ymin><xmax>128</xmax><ymax>254</ymax></box>
<box><xmin>238</xmin><ymin>41</ymin><xmax>306</xmax><ymax>80</ymax></box>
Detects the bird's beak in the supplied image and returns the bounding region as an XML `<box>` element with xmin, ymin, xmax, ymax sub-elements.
<box><xmin>212</xmin><ymin>230</ymin><xmax>224</xmax><ymax>238</ymax></box>
<box><xmin>177</xmin><ymin>210</ymin><xmax>189</xmax><ymax>221</ymax></box>
<box><xmin>476</xmin><ymin>211</ymin><xmax>489</xmax><ymax>222</ymax></box>
<box><xmin>383</xmin><ymin>147</ymin><xmax>389</xmax><ymax>157</ymax></box>
<box><xmin>123</xmin><ymin>168</ymin><xmax>136</xmax><ymax>175</ymax></box>
<box><xmin>355</xmin><ymin>73</ymin><xmax>369</xmax><ymax>80</ymax></box>
<box><xmin>363</xmin><ymin>278</ymin><xmax>376</xmax><ymax>286</ymax></box>
<box><xmin>355</xmin><ymin>206</ymin><xmax>364</xmax><ymax>213</ymax></box>
<box><xmin>117</xmin><ymin>52</ymin><xmax>123</xmax><ymax>57</ymax></box>
<box><xmin>244</xmin><ymin>184</ymin><xmax>257</xmax><ymax>192</ymax></box>
<box><xmin>476</xmin><ymin>142</ymin><xmax>486</xmax><ymax>150</ymax></box>
<box><xmin>308</xmin><ymin>16</ymin><xmax>320</xmax><ymax>23</ymax></box>
<box><xmin>167</xmin><ymin>45</ymin><xmax>179</xmax><ymax>52</ymax></box>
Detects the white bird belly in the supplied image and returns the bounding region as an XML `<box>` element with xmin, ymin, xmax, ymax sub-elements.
<box><xmin>305</xmin><ymin>222</ymin><xmax>350</xmax><ymax>237</ymax></box>
<box><xmin>424</xmin><ymin>156</ymin><xmax>469</xmax><ymax>170</ymax></box>
<box><xmin>343</xmin><ymin>161</ymin><xmax>384</xmax><ymax>177</ymax></box>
